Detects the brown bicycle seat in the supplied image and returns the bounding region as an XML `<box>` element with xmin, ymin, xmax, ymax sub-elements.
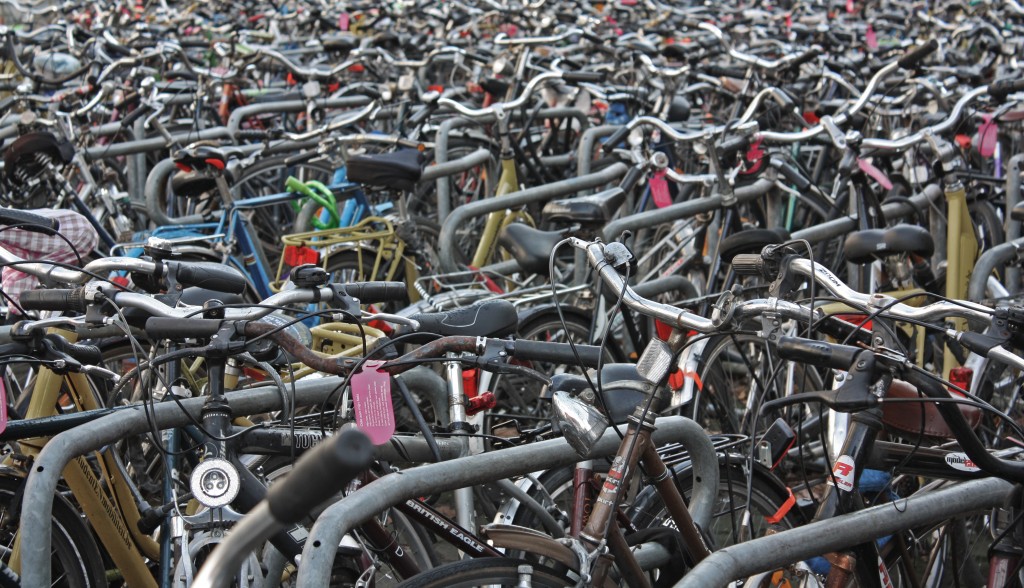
<box><xmin>882</xmin><ymin>379</ymin><xmax>981</xmax><ymax>440</ymax></box>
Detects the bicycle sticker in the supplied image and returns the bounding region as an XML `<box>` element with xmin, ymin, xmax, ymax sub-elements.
<box><xmin>944</xmin><ymin>452</ymin><xmax>981</xmax><ymax>472</ymax></box>
<box><xmin>878</xmin><ymin>555</ymin><xmax>895</xmax><ymax>588</ymax></box>
<box><xmin>351</xmin><ymin>361</ymin><xmax>396</xmax><ymax>445</ymax></box>
<box><xmin>828</xmin><ymin>455</ymin><xmax>855</xmax><ymax>492</ymax></box>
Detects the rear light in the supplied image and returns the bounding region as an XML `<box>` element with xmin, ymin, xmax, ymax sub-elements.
<box><xmin>463</xmin><ymin>368</ymin><xmax>479</xmax><ymax>398</ymax></box>
<box><xmin>949</xmin><ymin>366</ymin><xmax>973</xmax><ymax>395</ymax></box>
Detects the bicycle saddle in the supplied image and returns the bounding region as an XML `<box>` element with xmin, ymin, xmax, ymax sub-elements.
<box><xmin>322</xmin><ymin>35</ymin><xmax>359</xmax><ymax>53</ymax></box>
<box><xmin>881</xmin><ymin>378</ymin><xmax>981</xmax><ymax>440</ymax></box>
<box><xmin>547</xmin><ymin>364</ymin><xmax>649</xmax><ymax>425</ymax></box>
<box><xmin>409</xmin><ymin>298</ymin><xmax>519</xmax><ymax>339</ymax></box>
<box><xmin>3</xmin><ymin>131</ymin><xmax>75</xmax><ymax>182</ymax></box>
<box><xmin>718</xmin><ymin>227</ymin><xmax>791</xmax><ymax>264</ymax></box>
<box><xmin>496</xmin><ymin>223</ymin><xmax>568</xmax><ymax>276</ymax></box>
<box><xmin>174</xmin><ymin>145</ymin><xmax>247</xmax><ymax>170</ymax></box>
<box><xmin>844</xmin><ymin>224</ymin><xmax>935</xmax><ymax>264</ymax></box>
<box><xmin>542</xmin><ymin>187</ymin><xmax>626</xmax><ymax>227</ymax></box>
<box><xmin>347</xmin><ymin>148</ymin><xmax>424</xmax><ymax>192</ymax></box>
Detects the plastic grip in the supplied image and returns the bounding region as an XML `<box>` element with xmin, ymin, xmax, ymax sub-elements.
<box><xmin>897</xmin><ymin>39</ymin><xmax>938</xmax><ymax>69</ymax></box>
<box><xmin>236</xmin><ymin>129</ymin><xmax>271</xmax><ymax>141</ymax></box>
<box><xmin>786</xmin><ymin>46</ymin><xmax>821</xmax><ymax>70</ymax></box>
<box><xmin>145</xmin><ymin>317</ymin><xmax>222</xmax><ymax>340</ymax></box>
<box><xmin>562</xmin><ymin>71</ymin><xmax>605</xmax><ymax>83</ymax></box>
<box><xmin>619</xmin><ymin>165</ymin><xmax>645</xmax><ymax>192</ymax></box>
<box><xmin>989</xmin><ymin>77</ymin><xmax>1024</xmax><ymax>101</ymax></box>
<box><xmin>0</xmin><ymin>209</ymin><xmax>60</xmax><ymax>233</ymax></box>
<box><xmin>118</xmin><ymin>104</ymin><xmax>149</xmax><ymax>128</ymax></box>
<box><xmin>582</xmin><ymin>31</ymin><xmax>605</xmax><ymax>44</ymax></box>
<box><xmin>343</xmin><ymin>281</ymin><xmax>409</xmax><ymax>305</ymax></box>
<box><xmin>266</xmin><ymin>427</ymin><xmax>374</xmax><ymax>524</ymax></box>
<box><xmin>512</xmin><ymin>339</ymin><xmax>603</xmax><ymax>368</ymax></box>
<box><xmin>465</xmin><ymin>51</ymin><xmax>490</xmax><ymax>64</ymax></box>
<box><xmin>172</xmin><ymin>262</ymin><xmax>248</xmax><ymax>295</ymax></box>
<box><xmin>19</xmin><ymin>289</ymin><xmax>87</xmax><ymax>312</ymax></box>
<box><xmin>718</xmin><ymin>134</ymin><xmax>750</xmax><ymax>157</ymax></box>
<box><xmin>705</xmin><ymin>65</ymin><xmax>748</xmax><ymax>79</ymax></box>
<box><xmin>776</xmin><ymin>336</ymin><xmax>863</xmax><ymax>371</ymax></box>
<box><xmin>730</xmin><ymin>254</ymin><xmax>765</xmax><ymax>275</ymax></box>
<box><xmin>603</xmin><ymin>126</ymin><xmax>631</xmax><ymax>153</ymax></box>
<box><xmin>47</xmin><ymin>336</ymin><xmax>103</xmax><ymax>366</ymax></box>
<box><xmin>407</xmin><ymin>104</ymin><xmax>433</xmax><ymax>127</ymax></box>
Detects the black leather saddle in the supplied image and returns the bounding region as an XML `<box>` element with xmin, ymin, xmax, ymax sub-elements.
<box><xmin>718</xmin><ymin>228</ymin><xmax>791</xmax><ymax>263</ymax></box>
<box><xmin>542</xmin><ymin>187</ymin><xmax>626</xmax><ymax>227</ymax></box>
<box><xmin>844</xmin><ymin>224</ymin><xmax>935</xmax><ymax>264</ymax></box>
<box><xmin>409</xmin><ymin>298</ymin><xmax>519</xmax><ymax>339</ymax></box>
<box><xmin>347</xmin><ymin>149</ymin><xmax>424</xmax><ymax>192</ymax></box>
<box><xmin>496</xmin><ymin>223</ymin><xmax>568</xmax><ymax>276</ymax></box>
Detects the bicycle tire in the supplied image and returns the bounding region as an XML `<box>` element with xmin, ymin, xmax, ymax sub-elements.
<box><xmin>0</xmin><ymin>476</ymin><xmax>107</xmax><ymax>588</ymax></box>
<box><xmin>630</xmin><ymin>457</ymin><xmax>800</xmax><ymax>545</ymax></box>
<box><xmin>395</xmin><ymin>557</ymin><xmax>572</xmax><ymax>588</ymax></box>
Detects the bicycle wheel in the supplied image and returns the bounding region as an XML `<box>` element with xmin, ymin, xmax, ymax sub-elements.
<box><xmin>491</xmin><ymin>310</ymin><xmax>621</xmax><ymax>424</ymax></box>
<box><xmin>629</xmin><ymin>458</ymin><xmax>800</xmax><ymax>549</ymax></box>
<box><xmin>688</xmin><ymin>329</ymin><xmax>827</xmax><ymax>435</ymax></box>
<box><xmin>0</xmin><ymin>476</ymin><xmax>107</xmax><ymax>588</ymax></box>
<box><xmin>395</xmin><ymin>557</ymin><xmax>572</xmax><ymax>588</ymax></box>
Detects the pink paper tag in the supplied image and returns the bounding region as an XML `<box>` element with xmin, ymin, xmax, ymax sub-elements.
<box><xmin>978</xmin><ymin>115</ymin><xmax>999</xmax><ymax>159</ymax></box>
<box><xmin>865</xmin><ymin>25</ymin><xmax>877</xmax><ymax>49</ymax></box>
<box><xmin>649</xmin><ymin>170</ymin><xmax>672</xmax><ymax>208</ymax></box>
<box><xmin>351</xmin><ymin>360</ymin><xmax>394</xmax><ymax>445</ymax></box>
<box><xmin>338</xmin><ymin>13</ymin><xmax>349</xmax><ymax>31</ymax></box>
<box><xmin>846</xmin><ymin>0</ymin><xmax>854</xmax><ymax>12</ymax></box>
<box><xmin>0</xmin><ymin>377</ymin><xmax>7</xmax><ymax>435</ymax></box>
<box><xmin>857</xmin><ymin>158</ymin><xmax>893</xmax><ymax>190</ymax></box>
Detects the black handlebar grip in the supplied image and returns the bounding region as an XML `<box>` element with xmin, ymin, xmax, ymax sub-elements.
<box><xmin>512</xmin><ymin>339</ymin><xmax>603</xmax><ymax>368</ymax></box>
<box><xmin>770</xmin><ymin>156</ymin><xmax>811</xmax><ymax>190</ymax></box>
<box><xmin>786</xmin><ymin>46</ymin><xmax>822</xmax><ymax>70</ymax></box>
<box><xmin>0</xmin><ymin>208</ymin><xmax>60</xmax><ymax>233</ymax></box>
<box><xmin>407</xmin><ymin>104</ymin><xmax>434</xmax><ymax>127</ymax></box>
<box><xmin>897</xmin><ymin>39</ymin><xmax>938</xmax><ymax>69</ymax></box>
<box><xmin>266</xmin><ymin>427</ymin><xmax>374</xmax><ymax>525</ymax></box>
<box><xmin>562</xmin><ymin>71</ymin><xmax>605</xmax><ymax>84</ymax></box>
<box><xmin>465</xmin><ymin>51</ymin><xmax>490</xmax><ymax>64</ymax></box>
<box><xmin>582</xmin><ymin>31</ymin><xmax>605</xmax><ymax>44</ymax></box>
<box><xmin>989</xmin><ymin>77</ymin><xmax>1024</xmax><ymax>101</ymax></box>
<box><xmin>603</xmin><ymin>126</ymin><xmax>631</xmax><ymax>153</ymax></box>
<box><xmin>20</xmin><ymin>289</ymin><xmax>87</xmax><ymax>312</ymax></box>
<box><xmin>776</xmin><ymin>336</ymin><xmax>863</xmax><ymax>371</ymax></box>
<box><xmin>145</xmin><ymin>317</ymin><xmax>222</xmax><ymax>340</ymax></box>
<box><xmin>619</xmin><ymin>166</ymin><xmax>645</xmax><ymax>192</ymax></box>
<box><xmin>730</xmin><ymin>254</ymin><xmax>765</xmax><ymax>276</ymax></box>
<box><xmin>118</xmin><ymin>103</ymin><xmax>150</xmax><ymax>128</ymax></box>
<box><xmin>718</xmin><ymin>134</ymin><xmax>751</xmax><ymax>157</ymax></box>
<box><xmin>236</xmin><ymin>129</ymin><xmax>271</xmax><ymax>141</ymax></box>
<box><xmin>705</xmin><ymin>65</ymin><xmax>748</xmax><ymax>79</ymax></box>
<box><xmin>172</xmin><ymin>262</ymin><xmax>248</xmax><ymax>295</ymax></box>
<box><xmin>46</xmin><ymin>335</ymin><xmax>103</xmax><ymax>366</ymax></box>
<box><xmin>344</xmin><ymin>281</ymin><xmax>409</xmax><ymax>305</ymax></box>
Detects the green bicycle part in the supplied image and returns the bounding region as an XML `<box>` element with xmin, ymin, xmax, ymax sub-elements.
<box><xmin>285</xmin><ymin>176</ymin><xmax>341</xmax><ymax>229</ymax></box>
